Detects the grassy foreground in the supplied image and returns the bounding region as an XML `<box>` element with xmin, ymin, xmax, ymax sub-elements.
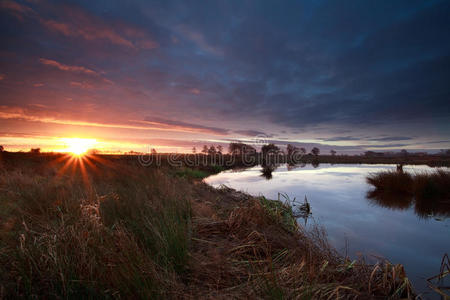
<box><xmin>0</xmin><ymin>153</ymin><xmax>414</xmax><ymax>299</ymax></box>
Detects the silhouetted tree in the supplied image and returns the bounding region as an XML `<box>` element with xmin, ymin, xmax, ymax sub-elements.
<box><xmin>87</xmin><ymin>149</ymin><xmax>100</xmax><ymax>155</ymax></box>
<box><xmin>30</xmin><ymin>148</ymin><xmax>41</xmax><ymax>154</ymax></box>
<box><xmin>229</xmin><ymin>143</ymin><xmax>256</xmax><ymax>155</ymax></box>
<box><xmin>217</xmin><ymin>145</ymin><xmax>223</xmax><ymax>154</ymax></box>
<box><xmin>261</xmin><ymin>143</ymin><xmax>280</xmax><ymax>156</ymax></box>
<box><xmin>0</xmin><ymin>145</ymin><xmax>3</xmax><ymax>152</ymax></box>
<box><xmin>287</xmin><ymin>144</ymin><xmax>306</xmax><ymax>164</ymax></box>
<box><xmin>151</xmin><ymin>148</ymin><xmax>157</xmax><ymax>155</ymax></box>
<box><xmin>202</xmin><ymin>145</ymin><xmax>209</xmax><ymax>154</ymax></box>
<box><xmin>286</xmin><ymin>144</ymin><xmax>295</xmax><ymax>157</ymax></box>
<box><xmin>365</xmin><ymin>151</ymin><xmax>384</xmax><ymax>157</ymax></box>
<box><xmin>311</xmin><ymin>147</ymin><xmax>320</xmax><ymax>156</ymax></box>
<box><xmin>365</xmin><ymin>151</ymin><xmax>375</xmax><ymax>157</ymax></box>
<box><xmin>192</xmin><ymin>147</ymin><xmax>196</xmax><ymax>154</ymax></box>
<box><xmin>330</xmin><ymin>150</ymin><xmax>336</xmax><ymax>156</ymax></box>
<box><xmin>208</xmin><ymin>145</ymin><xmax>216</xmax><ymax>155</ymax></box>
<box><xmin>126</xmin><ymin>150</ymin><xmax>142</xmax><ymax>155</ymax></box>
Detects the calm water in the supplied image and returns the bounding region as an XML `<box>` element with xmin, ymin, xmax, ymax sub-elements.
<box><xmin>204</xmin><ymin>164</ymin><xmax>450</xmax><ymax>298</ymax></box>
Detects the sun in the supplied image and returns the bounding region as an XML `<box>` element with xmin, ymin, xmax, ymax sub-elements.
<box><xmin>62</xmin><ymin>138</ymin><xmax>97</xmax><ymax>156</ymax></box>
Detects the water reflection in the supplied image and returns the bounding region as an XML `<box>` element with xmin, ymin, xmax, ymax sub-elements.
<box><xmin>366</xmin><ymin>169</ymin><xmax>450</xmax><ymax>219</ymax></box>
<box><xmin>279</xmin><ymin>192</ymin><xmax>312</xmax><ymax>226</ymax></box>
<box><xmin>287</xmin><ymin>162</ymin><xmax>306</xmax><ymax>171</ymax></box>
<box><xmin>260</xmin><ymin>155</ymin><xmax>283</xmax><ymax>179</ymax></box>
<box><xmin>204</xmin><ymin>163</ymin><xmax>450</xmax><ymax>298</ymax></box>
<box><xmin>261</xmin><ymin>164</ymin><xmax>277</xmax><ymax>179</ymax></box>
<box><xmin>311</xmin><ymin>160</ymin><xmax>320</xmax><ymax>168</ymax></box>
<box><xmin>367</xmin><ymin>190</ymin><xmax>413</xmax><ymax>210</ymax></box>
<box><xmin>367</xmin><ymin>189</ymin><xmax>450</xmax><ymax>219</ymax></box>
<box><xmin>294</xmin><ymin>196</ymin><xmax>312</xmax><ymax>226</ymax></box>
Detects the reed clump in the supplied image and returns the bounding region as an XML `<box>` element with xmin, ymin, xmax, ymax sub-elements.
<box><xmin>366</xmin><ymin>171</ymin><xmax>413</xmax><ymax>195</ymax></box>
<box><xmin>367</xmin><ymin>169</ymin><xmax>450</xmax><ymax>218</ymax></box>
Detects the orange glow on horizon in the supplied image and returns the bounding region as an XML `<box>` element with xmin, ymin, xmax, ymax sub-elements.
<box><xmin>61</xmin><ymin>138</ymin><xmax>97</xmax><ymax>156</ymax></box>
<box><xmin>0</xmin><ymin>135</ymin><xmax>212</xmax><ymax>154</ymax></box>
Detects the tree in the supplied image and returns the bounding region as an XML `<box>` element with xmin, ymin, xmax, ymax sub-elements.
<box><xmin>0</xmin><ymin>145</ymin><xmax>3</xmax><ymax>152</ymax></box>
<box><xmin>330</xmin><ymin>150</ymin><xmax>336</xmax><ymax>156</ymax></box>
<box><xmin>217</xmin><ymin>145</ymin><xmax>223</xmax><ymax>154</ymax></box>
<box><xmin>30</xmin><ymin>148</ymin><xmax>41</xmax><ymax>154</ymax></box>
<box><xmin>229</xmin><ymin>142</ymin><xmax>256</xmax><ymax>155</ymax></box>
<box><xmin>311</xmin><ymin>147</ymin><xmax>320</xmax><ymax>156</ymax></box>
<box><xmin>151</xmin><ymin>148</ymin><xmax>157</xmax><ymax>155</ymax></box>
<box><xmin>87</xmin><ymin>149</ymin><xmax>100</xmax><ymax>155</ymax></box>
<box><xmin>261</xmin><ymin>143</ymin><xmax>280</xmax><ymax>156</ymax></box>
<box><xmin>364</xmin><ymin>151</ymin><xmax>375</xmax><ymax>157</ymax></box>
<box><xmin>286</xmin><ymin>144</ymin><xmax>295</xmax><ymax>157</ymax></box>
<box><xmin>202</xmin><ymin>145</ymin><xmax>209</xmax><ymax>154</ymax></box>
<box><xmin>208</xmin><ymin>145</ymin><xmax>216</xmax><ymax>155</ymax></box>
<box><xmin>299</xmin><ymin>147</ymin><xmax>306</xmax><ymax>154</ymax></box>
<box><xmin>192</xmin><ymin>147</ymin><xmax>196</xmax><ymax>154</ymax></box>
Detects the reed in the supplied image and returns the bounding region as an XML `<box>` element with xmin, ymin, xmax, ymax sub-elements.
<box><xmin>367</xmin><ymin>169</ymin><xmax>450</xmax><ymax>218</ymax></box>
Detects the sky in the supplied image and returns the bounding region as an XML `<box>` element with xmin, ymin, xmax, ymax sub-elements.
<box><xmin>0</xmin><ymin>0</ymin><xmax>449</xmax><ymax>154</ymax></box>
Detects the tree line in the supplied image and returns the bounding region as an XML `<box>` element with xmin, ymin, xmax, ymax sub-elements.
<box><xmin>192</xmin><ymin>143</ymin><xmax>328</xmax><ymax>157</ymax></box>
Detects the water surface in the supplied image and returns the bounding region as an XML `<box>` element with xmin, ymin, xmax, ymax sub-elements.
<box><xmin>205</xmin><ymin>164</ymin><xmax>450</xmax><ymax>298</ymax></box>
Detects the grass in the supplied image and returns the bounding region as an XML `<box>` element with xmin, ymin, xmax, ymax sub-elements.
<box><xmin>174</xmin><ymin>167</ymin><xmax>210</xmax><ymax>179</ymax></box>
<box><xmin>0</xmin><ymin>152</ymin><xmax>417</xmax><ymax>298</ymax></box>
<box><xmin>0</xmin><ymin>155</ymin><xmax>190</xmax><ymax>298</ymax></box>
<box><xmin>367</xmin><ymin>169</ymin><xmax>450</xmax><ymax>218</ymax></box>
<box><xmin>258</xmin><ymin>196</ymin><xmax>298</xmax><ymax>232</ymax></box>
<box><xmin>367</xmin><ymin>171</ymin><xmax>414</xmax><ymax>195</ymax></box>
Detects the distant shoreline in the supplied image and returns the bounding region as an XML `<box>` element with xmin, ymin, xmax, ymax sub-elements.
<box><xmin>2</xmin><ymin>151</ymin><xmax>449</xmax><ymax>167</ymax></box>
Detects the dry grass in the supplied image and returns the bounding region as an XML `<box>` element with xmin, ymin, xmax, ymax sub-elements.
<box><xmin>0</xmin><ymin>154</ymin><xmax>190</xmax><ymax>298</ymax></box>
<box><xmin>0</xmin><ymin>153</ymin><xmax>416</xmax><ymax>299</ymax></box>
<box><xmin>366</xmin><ymin>171</ymin><xmax>413</xmax><ymax>195</ymax></box>
<box><xmin>367</xmin><ymin>169</ymin><xmax>450</xmax><ymax>218</ymax></box>
<box><xmin>187</xmin><ymin>185</ymin><xmax>414</xmax><ymax>299</ymax></box>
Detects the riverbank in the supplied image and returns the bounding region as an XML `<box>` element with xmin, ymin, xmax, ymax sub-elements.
<box><xmin>0</xmin><ymin>153</ymin><xmax>414</xmax><ymax>298</ymax></box>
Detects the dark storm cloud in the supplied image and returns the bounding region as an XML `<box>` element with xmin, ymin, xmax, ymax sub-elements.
<box><xmin>234</xmin><ymin>130</ymin><xmax>272</xmax><ymax>137</ymax></box>
<box><xmin>143</xmin><ymin>117</ymin><xmax>229</xmax><ymax>135</ymax></box>
<box><xmin>320</xmin><ymin>136</ymin><xmax>361</xmax><ymax>142</ymax></box>
<box><xmin>319</xmin><ymin>136</ymin><xmax>414</xmax><ymax>142</ymax></box>
<box><xmin>368</xmin><ymin>137</ymin><xmax>413</xmax><ymax>142</ymax></box>
<box><xmin>0</xmin><ymin>0</ymin><xmax>449</xmax><ymax>151</ymax></box>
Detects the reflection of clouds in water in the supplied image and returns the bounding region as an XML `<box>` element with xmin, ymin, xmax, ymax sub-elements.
<box><xmin>204</xmin><ymin>163</ymin><xmax>450</xmax><ymax>295</ymax></box>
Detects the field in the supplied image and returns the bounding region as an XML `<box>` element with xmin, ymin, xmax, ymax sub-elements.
<box><xmin>0</xmin><ymin>153</ymin><xmax>415</xmax><ymax>298</ymax></box>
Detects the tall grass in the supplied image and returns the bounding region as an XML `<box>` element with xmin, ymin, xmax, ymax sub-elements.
<box><xmin>367</xmin><ymin>169</ymin><xmax>450</xmax><ymax>218</ymax></box>
<box><xmin>0</xmin><ymin>156</ymin><xmax>190</xmax><ymax>298</ymax></box>
<box><xmin>192</xmin><ymin>186</ymin><xmax>414</xmax><ymax>298</ymax></box>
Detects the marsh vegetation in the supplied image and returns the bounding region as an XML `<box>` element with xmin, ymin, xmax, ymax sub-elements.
<box><xmin>367</xmin><ymin>169</ymin><xmax>450</xmax><ymax>218</ymax></box>
<box><xmin>0</xmin><ymin>153</ymin><xmax>417</xmax><ymax>298</ymax></box>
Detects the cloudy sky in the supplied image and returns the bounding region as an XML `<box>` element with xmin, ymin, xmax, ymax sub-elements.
<box><xmin>0</xmin><ymin>0</ymin><xmax>449</xmax><ymax>153</ymax></box>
